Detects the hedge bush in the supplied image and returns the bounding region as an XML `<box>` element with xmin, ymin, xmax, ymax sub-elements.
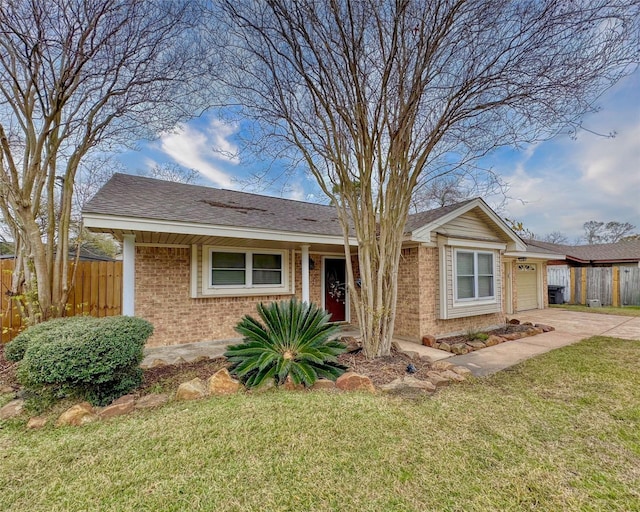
<box><xmin>17</xmin><ymin>316</ymin><xmax>153</xmax><ymax>406</ymax></box>
<box><xmin>5</xmin><ymin>317</ymin><xmax>92</xmax><ymax>362</ymax></box>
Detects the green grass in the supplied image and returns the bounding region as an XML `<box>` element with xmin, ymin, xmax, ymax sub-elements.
<box><xmin>1</xmin><ymin>336</ymin><xmax>639</xmax><ymax>511</ymax></box>
<box><xmin>551</xmin><ymin>304</ymin><xmax>640</xmax><ymax>317</ymax></box>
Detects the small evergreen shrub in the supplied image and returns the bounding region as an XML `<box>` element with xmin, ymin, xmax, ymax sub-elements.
<box><xmin>18</xmin><ymin>316</ymin><xmax>153</xmax><ymax>406</ymax></box>
<box><xmin>225</xmin><ymin>299</ymin><xmax>347</xmax><ymax>388</ymax></box>
<box><xmin>5</xmin><ymin>317</ymin><xmax>90</xmax><ymax>362</ymax></box>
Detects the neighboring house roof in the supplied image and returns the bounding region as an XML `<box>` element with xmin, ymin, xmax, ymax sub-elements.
<box><xmin>526</xmin><ymin>239</ymin><xmax>640</xmax><ymax>264</ymax></box>
<box><xmin>0</xmin><ymin>248</ymin><xmax>115</xmax><ymax>262</ymax></box>
<box><xmin>83</xmin><ymin>173</ymin><xmax>525</xmax><ymax>251</ymax></box>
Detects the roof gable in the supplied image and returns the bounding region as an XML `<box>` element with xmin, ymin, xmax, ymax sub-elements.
<box><xmin>407</xmin><ymin>198</ymin><xmax>526</xmax><ymax>251</ymax></box>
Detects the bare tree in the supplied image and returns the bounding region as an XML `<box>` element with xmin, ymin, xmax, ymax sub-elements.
<box><xmin>0</xmin><ymin>0</ymin><xmax>208</xmax><ymax>322</ymax></box>
<box><xmin>143</xmin><ymin>163</ymin><xmax>201</xmax><ymax>185</ymax></box>
<box><xmin>583</xmin><ymin>220</ymin><xmax>636</xmax><ymax>244</ymax></box>
<box><xmin>542</xmin><ymin>231</ymin><xmax>569</xmax><ymax>244</ymax></box>
<box><xmin>411</xmin><ymin>166</ymin><xmax>509</xmax><ymax>213</ymax></box>
<box><xmin>212</xmin><ymin>0</ymin><xmax>639</xmax><ymax>357</ymax></box>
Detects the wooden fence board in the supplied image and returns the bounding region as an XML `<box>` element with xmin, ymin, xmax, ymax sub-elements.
<box><xmin>621</xmin><ymin>267</ymin><xmax>640</xmax><ymax>306</ymax></box>
<box><xmin>549</xmin><ymin>265</ymin><xmax>640</xmax><ymax>307</ymax></box>
<box><xmin>0</xmin><ymin>259</ymin><xmax>122</xmax><ymax>343</ymax></box>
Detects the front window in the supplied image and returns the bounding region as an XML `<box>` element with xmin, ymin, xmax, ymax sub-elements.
<box><xmin>210</xmin><ymin>250</ymin><xmax>284</xmax><ymax>288</ymax></box>
<box><xmin>455</xmin><ymin>250</ymin><xmax>495</xmax><ymax>301</ymax></box>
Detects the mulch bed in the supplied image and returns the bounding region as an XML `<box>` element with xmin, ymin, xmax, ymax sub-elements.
<box><xmin>435</xmin><ymin>323</ymin><xmax>533</xmax><ymax>346</ymax></box>
<box><xmin>139</xmin><ymin>357</ymin><xmax>228</xmax><ymax>393</ymax></box>
<box><xmin>337</xmin><ymin>348</ymin><xmax>430</xmax><ymax>386</ymax></box>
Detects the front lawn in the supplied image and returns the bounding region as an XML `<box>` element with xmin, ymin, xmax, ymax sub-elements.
<box><xmin>551</xmin><ymin>304</ymin><xmax>640</xmax><ymax>317</ymax></box>
<box><xmin>1</xmin><ymin>336</ymin><xmax>639</xmax><ymax>511</ymax></box>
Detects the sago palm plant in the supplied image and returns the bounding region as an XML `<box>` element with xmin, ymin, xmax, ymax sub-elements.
<box><xmin>225</xmin><ymin>299</ymin><xmax>348</xmax><ymax>388</ymax></box>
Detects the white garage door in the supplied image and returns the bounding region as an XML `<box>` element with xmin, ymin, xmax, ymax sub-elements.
<box><xmin>516</xmin><ymin>263</ymin><xmax>538</xmax><ymax>311</ymax></box>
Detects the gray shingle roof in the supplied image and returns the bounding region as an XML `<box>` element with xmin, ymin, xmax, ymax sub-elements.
<box><xmin>526</xmin><ymin>239</ymin><xmax>640</xmax><ymax>263</ymax></box>
<box><xmin>83</xmin><ymin>173</ymin><xmax>486</xmax><ymax>237</ymax></box>
<box><xmin>83</xmin><ymin>173</ymin><xmax>346</xmax><ymax>236</ymax></box>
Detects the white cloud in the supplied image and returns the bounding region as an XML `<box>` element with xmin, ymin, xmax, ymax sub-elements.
<box><xmin>159</xmin><ymin>117</ymin><xmax>240</xmax><ymax>188</ymax></box>
<box><xmin>500</xmin><ymin>72</ymin><xmax>640</xmax><ymax>241</ymax></box>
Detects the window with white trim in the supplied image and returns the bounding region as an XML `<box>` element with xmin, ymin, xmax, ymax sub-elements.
<box><xmin>208</xmin><ymin>248</ymin><xmax>285</xmax><ymax>289</ymax></box>
<box><xmin>455</xmin><ymin>250</ymin><xmax>495</xmax><ymax>301</ymax></box>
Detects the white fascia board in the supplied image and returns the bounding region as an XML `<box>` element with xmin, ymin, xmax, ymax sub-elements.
<box><xmin>504</xmin><ymin>251</ymin><xmax>566</xmax><ymax>260</ymax></box>
<box><xmin>83</xmin><ymin>213</ymin><xmax>357</xmax><ymax>246</ymax></box>
<box><xmin>438</xmin><ymin>237</ymin><xmax>507</xmax><ymax>250</ymax></box>
<box><xmin>410</xmin><ymin>198</ymin><xmax>526</xmax><ymax>251</ymax></box>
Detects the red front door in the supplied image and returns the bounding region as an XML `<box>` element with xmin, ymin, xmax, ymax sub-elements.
<box><xmin>324</xmin><ymin>258</ymin><xmax>347</xmax><ymax>322</ymax></box>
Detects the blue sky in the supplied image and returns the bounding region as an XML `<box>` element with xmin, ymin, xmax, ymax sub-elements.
<box><xmin>119</xmin><ymin>70</ymin><xmax>640</xmax><ymax>243</ymax></box>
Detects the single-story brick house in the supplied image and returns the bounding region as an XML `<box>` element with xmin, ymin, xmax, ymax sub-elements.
<box><xmin>82</xmin><ymin>174</ymin><xmax>553</xmax><ymax>347</ymax></box>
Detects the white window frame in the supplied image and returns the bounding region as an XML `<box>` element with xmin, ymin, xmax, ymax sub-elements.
<box><xmin>201</xmin><ymin>246</ymin><xmax>290</xmax><ymax>297</ymax></box>
<box><xmin>453</xmin><ymin>249</ymin><xmax>496</xmax><ymax>304</ymax></box>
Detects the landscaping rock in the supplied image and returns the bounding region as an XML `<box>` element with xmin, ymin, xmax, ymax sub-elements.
<box><xmin>208</xmin><ymin>368</ymin><xmax>241</xmax><ymax>395</ymax></box>
<box><xmin>426</xmin><ymin>372</ymin><xmax>450</xmax><ymax>388</ymax></box>
<box><xmin>191</xmin><ymin>355</ymin><xmax>211</xmax><ymax>363</ymax></box>
<box><xmin>502</xmin><ymin>333</ymin><xmax>523</xmax><ymax>341</ymax></box>
<box><xmin>335</xmin><ymin>372</ymin><xmax>376</xmax><ymax>393</ymax></box>
<box><xmin>422</xmin><ymin>334</ymin><xmax>436</xmax><ymax>347</ymax></box>
<box><xmin>149</xmin><ymin>359</ymin><xmax>168</xmax><ymax>368</ymax></box>
<box><xmin>27</xmin><ymin>416</ymin><xmax>48</xmax><ymax>429</ymax></box>
<box><xmin>452</xmin><ymin>366</ymin><xmax>473</xmax><ymax>378</ymax></box>
<box><xmin>485</xmin><ymin>335</ymin><xmax>502</xmax><ymax>346</ymax></box>
<box><xmin>175</xmin><ymin>378</ymin><xmax>207</xmax><ymax>401</ymax></box>
<box><xmin>440</xmin><ymin>369</ymin><xmax>465</xmax><ymax>382</ymax></box>
<box><xmin>282</xmin><ymin>375</ymin><xmax>305</xmax><ymax>391</ymax></box>
<box><xmin>530</xmin><ymin>327</ymin><xmax>544</xmax><ymax>336</ymax></box>
<box><xmin>173</xmin><ymin>357</ymin><xmax>188</xmax><ymax>366</ymax></box>
<box><xmin>438</xmin><ymin>342</ymin><xmax>451</xmax><ymax>352</ymax></box>
<box><xmin>400</xmin><ymin>349</ymin><xmax>421</xmax><ymax>360</ymax></box>
<box><xmin>508</xmin><ymin>318</ymin><xmax>520</xmax><ymax>325</ymax></box>
<box><xmin>430</xmin><ymin>360</ymin><xmax>455</xmax><ymax>371</ymax></box>
<box><xmin>99</xmin><ymin>395</ymin><xmax>135</xmax><ymax>419</ymax></box>
<box><xmin>341</xmin><ymin>336</ymin><xmax>361</xmax><ymax>353</ymax></box>
<box><xmin>135</xmin><ymin>393</ymin><xmax>170</xmax><ymax>409</ymax></box>
<box><xmin>467</xmin><ymin>340</ymin><xmax>487</xmax><ymax>350</ymax></box>
<box><xmin>450</xmin><ymin>343</ymin><xmax>469</xmax><ymax>355</ymax></box>
<box><xmin>379</xmin><ymin>376</ymin><xmax>436</xmax><ymax>394</ymax></box>
<box><xmin>522</xmin><ymin>322</ymin><xmax>534</xmax><ymax>327</ymax></box>
<box><xmin>56</xmin><ymin>402</ymin><xmax>98</xmax><ymax>427</ymax></box>
<box><xmin>311</xmin><ymin>379</ymin><xmax>336</xmax><ymax>390</ymax></box>
<box><xmin>0</xmin><ymin>399</ymin><xmax>24</xmax><ymax>420</ymax></box>
<box><xmin>535</xmin><ymin>323</ymin><xmax>555</xmax><ymax>332</ymax></box>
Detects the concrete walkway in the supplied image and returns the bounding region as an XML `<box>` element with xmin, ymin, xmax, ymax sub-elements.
<box><xmin>435</xmin><ymin>309</ymin><xmax>639</xmax><ymax>377</ymax></box>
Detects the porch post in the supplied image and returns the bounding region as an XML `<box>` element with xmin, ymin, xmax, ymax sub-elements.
<box><xmin>122</xmin><ymin>234</ymin><xmax>135</xmax><ymax>316</ymax></box>
<box><xmin>301</xmin><ymin>244</ymin><xmax>310</xmax><ymax>303</ymax></box>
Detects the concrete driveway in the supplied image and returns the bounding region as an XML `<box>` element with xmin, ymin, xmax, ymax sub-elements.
<box><xmin>517</xmin><ymin>308</ymin><xmax>640</xmax><ymax>341</ymax></box>
<box><xmin>445</xmin><ymin>308</ymin><xmax>640</xmax><ymax>377</ymax></box>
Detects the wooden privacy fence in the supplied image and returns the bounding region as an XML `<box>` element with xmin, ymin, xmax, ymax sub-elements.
<box><xmin>548</xmin><ymin>265</ymin><xmax>640</xmax><ymax>306</ymax></box>
<box><xmin>1</xmin><ymin>259</ymin><xmax>122</xmax><ymax>343</ymax></box>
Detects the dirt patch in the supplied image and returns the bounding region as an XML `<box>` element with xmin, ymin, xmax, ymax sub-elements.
<box><xmin>0</xmin><ymin>348</ymin><xmax>19</xmax><ymax>390</ymax></box>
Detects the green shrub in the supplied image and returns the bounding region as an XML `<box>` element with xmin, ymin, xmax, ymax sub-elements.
<box><xmin>4</xmin><ymin>317</ymin><xmax>92</xmax><ymax>362</ymax></box>
<box><xmin>225</xmin><ymin>299</ymin><xmax>347</xmax><ymax>388</ymax></box>
<box><xmin>467</xmin><ymin>329</ymin><xmax>489</xmax><ymax>342</ymax></box>
<box><xmin>18</xmin><ymin>316</ymin><xmax>153</xmax><ymax>406</ymax></box>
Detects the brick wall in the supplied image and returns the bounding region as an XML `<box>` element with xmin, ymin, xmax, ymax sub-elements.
<box><xmin>394</xmin><ymin>247</ymin><xmax>422</xmax><ymax>338</ymax></box>
<box><xmin>137</xmin><ymin>246</ymin><xmax>309</xmax><ymax>347</ymax></box>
